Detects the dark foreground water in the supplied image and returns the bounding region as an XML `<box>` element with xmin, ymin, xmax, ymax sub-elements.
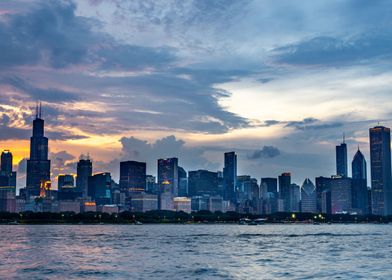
<box><xmin>0</xmin><ymin>224</ymin><xmax>391</xmax><ymax>279</ymax></box>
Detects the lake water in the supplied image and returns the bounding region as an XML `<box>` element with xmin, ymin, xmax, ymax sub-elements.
<box><xmin>0</xmin><ymin>224</ymin><xmax>391</xmax><ymax>279</ymax></box>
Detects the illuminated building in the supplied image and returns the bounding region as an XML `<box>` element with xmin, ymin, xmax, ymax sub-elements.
<box><xmin>330</xmin><ymin>176</ymin><xmax>352</xmax><ymax>214</ymax></box>
<box><xmin>352</xmin><ymin>148</ymin><xmax>369</xmax><ymax>214</ymax></box>
<box><xmin>173</xmin><ymin>197</ymin><xmax>191</xmax><ymax>213</ymax></box>
<box><xmin>129</xmin><ymin>193</ymin><xmax>158</xmax><ymax>212</ymax></box>
<box><xmin>369</xmin><ymin>126</ymin><xmax>392</xmax><ymax>216</ymax></box>
<box><xmin>39</xmin><ymin>180</ymin><xmax>52</xmax><ymax>198</ymax></box>
<box><xmin>188</xmin><ymin>170</ymin><xmax>220</xmax><ymax>197</ymax></box>
<box><xmin>223</xmin><ymin>152</ymin><xmax>237</xmax><ymax>202</ymax></box>
<box><xmin>336</xmin><ymin>137</ymin><xmax>348</xmax><ymax>177</ymax></box>
<box><xmin>26</xmin><ymin>104</ymin><xmax>51</xmax><ymax>196</ymax></box>
<box><xmin>88</xmin><ymin>173</ymin><xmax>112</xmax><ymax>205</ymax></box>
<box><xmin>120</xmin><ymin>161</ymin><xmax>146</xmax><ymax>195</ymax></box>
<box><xmin>158</xmin><ymin>158</ymin><xmax>178</xmax><ymax>196</ymax></box>
<box><xmin>300</xmin><ymin>178</ymin><xmax>317</xmax><ymax>213</ymax></box>
<box><xmin>76</xmin><ymin>156</ymin><xmax>92</xmax><ymax>197</ymax></box>
<box><xmin>82</xmin><ymin>201</ymin><xmax>97</xmax><ymax>212</ymax></box>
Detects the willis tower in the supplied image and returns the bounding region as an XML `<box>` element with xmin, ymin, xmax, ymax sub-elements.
<box><xmin>26</xmin><ymin>104</ymin><xmax>51</xmax><ymax>196</ymax></box>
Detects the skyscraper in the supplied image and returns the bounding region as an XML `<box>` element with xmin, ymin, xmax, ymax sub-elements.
<box><xmin>0</xmin><ymin>150</ymin><xmax>16</xmax><ymax>187</ymax></box>
<box><xmin>76</xmin><ymin>156</ymin><xmax>93</xmax><ymax>197</ymax></box>
<box><xmin>58</xmin><ymin>174</ymin><xmax>75</xmax><ymax>190</ymax></box>
<box><xmin>120</xmin><ymin>161</ymin><xmax>147</xmax><ymax>195</ymax></box>
<box><xmin>301</xmin><ymin>178</ymin><xmax>317</xmax><ymax>213</ymax></box>
<box><xmin>352</xmin><ymin>148</ymin><xmax>369</xmax><ymax>214</ymax></box>
<box><xmin>223</xmin><ymin>152</ymin><xmax>237</xmax><ymax>202</ymax></box>
<box><xmin>26</xmin><ymin>104</ymin><xmax>51</xmax><ymax>196</ymax></box>
<box><xmin>279</xmin><ymin>172</ymin><xmax>291</xmax><ymax>212</ymax></box>
<box><xmin>188</xmin><ymin>170</ymin><xmax>220</xmax><ymax>197</ymax></box>
<box><xmin>1</xmin><ymin>150</ymin><xmax>12</xmax><ymax>175</ymax></box>
<box><xmin>336</xmin><ymin>137</ymin><xmax>348</xmax><ymax>177</ymax></box>
<box><xmin>158</xmin><ymin>158</ymin><xmax>178</xmax><ymax>197</ymax></box>
<box><xmin>88</xmin><ymin>172</ymin><xmax>112</xmax><ymax>205</ymax></box>
<box><xmin>369</xmin><ymin>126</ymin><xmax>392</xmax><ymax>216</ymax></box>
<box><xmin>178</xmin><ymin>166</ymin><xmax>188</xmax><ymax>197</ymax></box>
<box><xmin>330</xmin><ymin>176</ymin><xmax>352</xmax><ymax>214</ymax></box>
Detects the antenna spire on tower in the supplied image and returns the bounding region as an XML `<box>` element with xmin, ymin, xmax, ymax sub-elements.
<box><xmin>35</xmin><ymin>102</ymin><xmax>39</xmax><ymax>119</ymax></box>
<box><xmin>343</xmin><ymin>132</ymin><xmax>345</xmax><ymax>144</ymax></box>
<box><xmin>39</xmin><ymin>102</ymin><xmax>42</xmax><ymax>119</ymax></box>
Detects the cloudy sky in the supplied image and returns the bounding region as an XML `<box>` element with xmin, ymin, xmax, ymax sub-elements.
<box><xmin>1</xmin><ymin>0</ymin><xmax>391</xmax><ymax>187</ymax></box>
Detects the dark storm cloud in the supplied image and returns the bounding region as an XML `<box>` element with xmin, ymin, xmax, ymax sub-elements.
<box><xmin>247</xmin><ymin>146</ymin><xmax>280</xmax><ymax>160</ymax></box>
<box><xmin>0</xmin><ymin>0</ymin><xmax>177</xmax><ymax>70</ymax></box>
<box><xmin>0</xmin><ymin>0</ymin><xmax>250</xmax><ymax>134</ymax></box>
<box><xmin>0</xmin><ymin>76</ymin><xmax>80</xmax><ymax>102</ymax></box>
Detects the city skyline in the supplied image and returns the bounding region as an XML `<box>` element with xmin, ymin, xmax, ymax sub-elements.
<box><xmin>1</xmin><ymin>1</ymin><xmax>392</xmax><ymax>184</ymax></box>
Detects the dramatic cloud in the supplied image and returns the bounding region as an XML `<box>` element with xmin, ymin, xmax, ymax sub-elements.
<box><xmin>1</xmin><ymin>0</ymin><xmax>392</xmax><ymax>183</ymax></box>
<box><xmin>247</xmin><ymin>146</ymin><xmax>281</xmax><ymax>160</ymax></box>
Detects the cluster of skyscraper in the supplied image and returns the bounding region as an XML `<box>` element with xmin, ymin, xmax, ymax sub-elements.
<box><xmin>1</xmin><ymin>108</ymin><xmax>392</xmax><ymax>216</ymax></box>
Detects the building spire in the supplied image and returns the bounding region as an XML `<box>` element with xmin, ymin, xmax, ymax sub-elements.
<box><xmin>343</xmin><ymin>132</ymin><xmax>345</xmax><ymax>144</ymax></box>
<box><xmin>35</xmin><ymin>102</ymin><xmax>39</xmax><ymax>119</ymax></box>
<box><xmin>39</xmin><ymin>102</ymin><xmax>42</xmax><ymax>119</ymax></box>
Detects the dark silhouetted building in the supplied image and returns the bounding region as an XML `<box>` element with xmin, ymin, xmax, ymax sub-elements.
<box><xmin>58</xmin><ymin>174</ymin><xmax>75</xmax><ymax>190</ymax></box>
<box><xmin>223</xmin><ymin>152</ymin><xmax>237</xmax><ymax>202</ymax></box>
<box><xmin>188</xmin><ymin>170</ymin><xmax>220</xmax><ymax>197</ymax></box>
<box><xmin>279</xmin><ymin>173</ymin><xmax>291</xmax><ymax>212</ymax></box>
<box><xmin>369</xmin><ymin>126</ymin><xmax>392</xmax><ymax>216</ymax></box>
<box><xmin>146</xmin><ymin>175</ymin><xmax>158</xmax><ymax>194</ymax></box>
<box><xmin>315</xmin><ymin>176</ymin><xmax>331</xmax><ymax>213</ymax></box>
<box><xmin>120</xmin><ymin>161</ymin><xmax>146</xmax><ymax>195</ymax></box>
<box><xmin>76</xmin><ymin>157</ymin><xmax>92</xmax><ymax>197</ymax></box>
<box><xmin>88</xmin><ymin>173</ymin><xmax>112</xmax><ymax>205</ymax></box>
<box><xmin>0</xmin><ymin>150</ymin><xmax>16</xmax><ymax>187</ymax></box>
<box><xmin>178</xmin><ymin>166</ymin><xmax>188</xmax><ymax>197</ymax></box>
<box><xmin>336</xmin><ymin>138</ymin><xmax>348</xmax><ymax>177</ymax></box>
<box><xmin>26</xmin><ymin>104</ymin><xmax>51</xmax><ymax>196</ymax></box>
<box><xmin>158</xmin><ymin>158</ymin><xmax>178</xmax><ymax>196</ymax></box>
<box><xmin>352</xmin><ymin>148</ymin><xmax>369</xmax><ymax>214</ymax></box>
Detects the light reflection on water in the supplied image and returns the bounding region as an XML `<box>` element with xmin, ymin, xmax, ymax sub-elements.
<box><xmin>0</xmin><ymin>224</ymin><xmax>391</xmax><ymax>279</ymax></box>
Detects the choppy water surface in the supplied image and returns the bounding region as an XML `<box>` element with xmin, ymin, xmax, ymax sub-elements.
<box><xmin>0</xmin><ymin>224</ymin><xmax>391</xmax><ymax>279</ymax></box>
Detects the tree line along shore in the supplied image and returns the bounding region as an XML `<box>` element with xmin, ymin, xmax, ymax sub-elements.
<box><xmin>0</xmin><ymin>211</ymin><xmax>390</xmax><ymax>224</ymax></box>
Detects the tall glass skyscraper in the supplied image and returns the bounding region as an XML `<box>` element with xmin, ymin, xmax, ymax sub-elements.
<box><xmin>351</xmin><ymin>148</ymin><xmax>368</xmax><ymax>214</ymax></box>
<box><xmin>223</xmin><ymin>152</ymin><xmax>237</xmax><ymax>202</ymax></box>
<box><xmin>278</xmin><ymin>172</ymin><xmax>291</xmax><ymax>212</ymax></box>
<box><xmin>26</xmin><ymin>104</ymin><xmax>51</xmax><ymax>196</ymax></box>
<box><xmin>76</xmin><ymin>157</ymin><xmax>93</xmax><ymax>197</ymax></box>
<box><xmin>158</xmin><ymin>158</ymin><xmax>179</xmax><ymax>197</ymax></box>
<box><xmin>369</xmin><ymin>126</ymin><xmax>392</xmax><ymax>216</ymax></box>
<box><xmin>336</xmin><ymin>138</ymin><xmax>348</xmax><ymax>177</ymax></box>
<box><xmin>120</xmin><ymin>161</ymin><xmax>147</xmax><ymax>195</ymax></box>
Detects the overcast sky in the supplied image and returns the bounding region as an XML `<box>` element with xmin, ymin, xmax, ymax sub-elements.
<box><xmin>1</xmin><ymin>0</ymin><xmax>391</xmax><ymax>186</ymax></box>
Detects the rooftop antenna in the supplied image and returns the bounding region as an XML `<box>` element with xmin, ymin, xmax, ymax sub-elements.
<box><xmin>35</xmin><ymin>102</ymin><xmax>39</xmax><ymax>119</ymax></box>
<box><xmin>39</xmin><ymin>102</ymin><xmax>42</xmax><ymax>119</ymax></box>
<box><xmin>343</xmin><ymin>132</ymin><xmax>345</xmax><ymax>144</ymax></box>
